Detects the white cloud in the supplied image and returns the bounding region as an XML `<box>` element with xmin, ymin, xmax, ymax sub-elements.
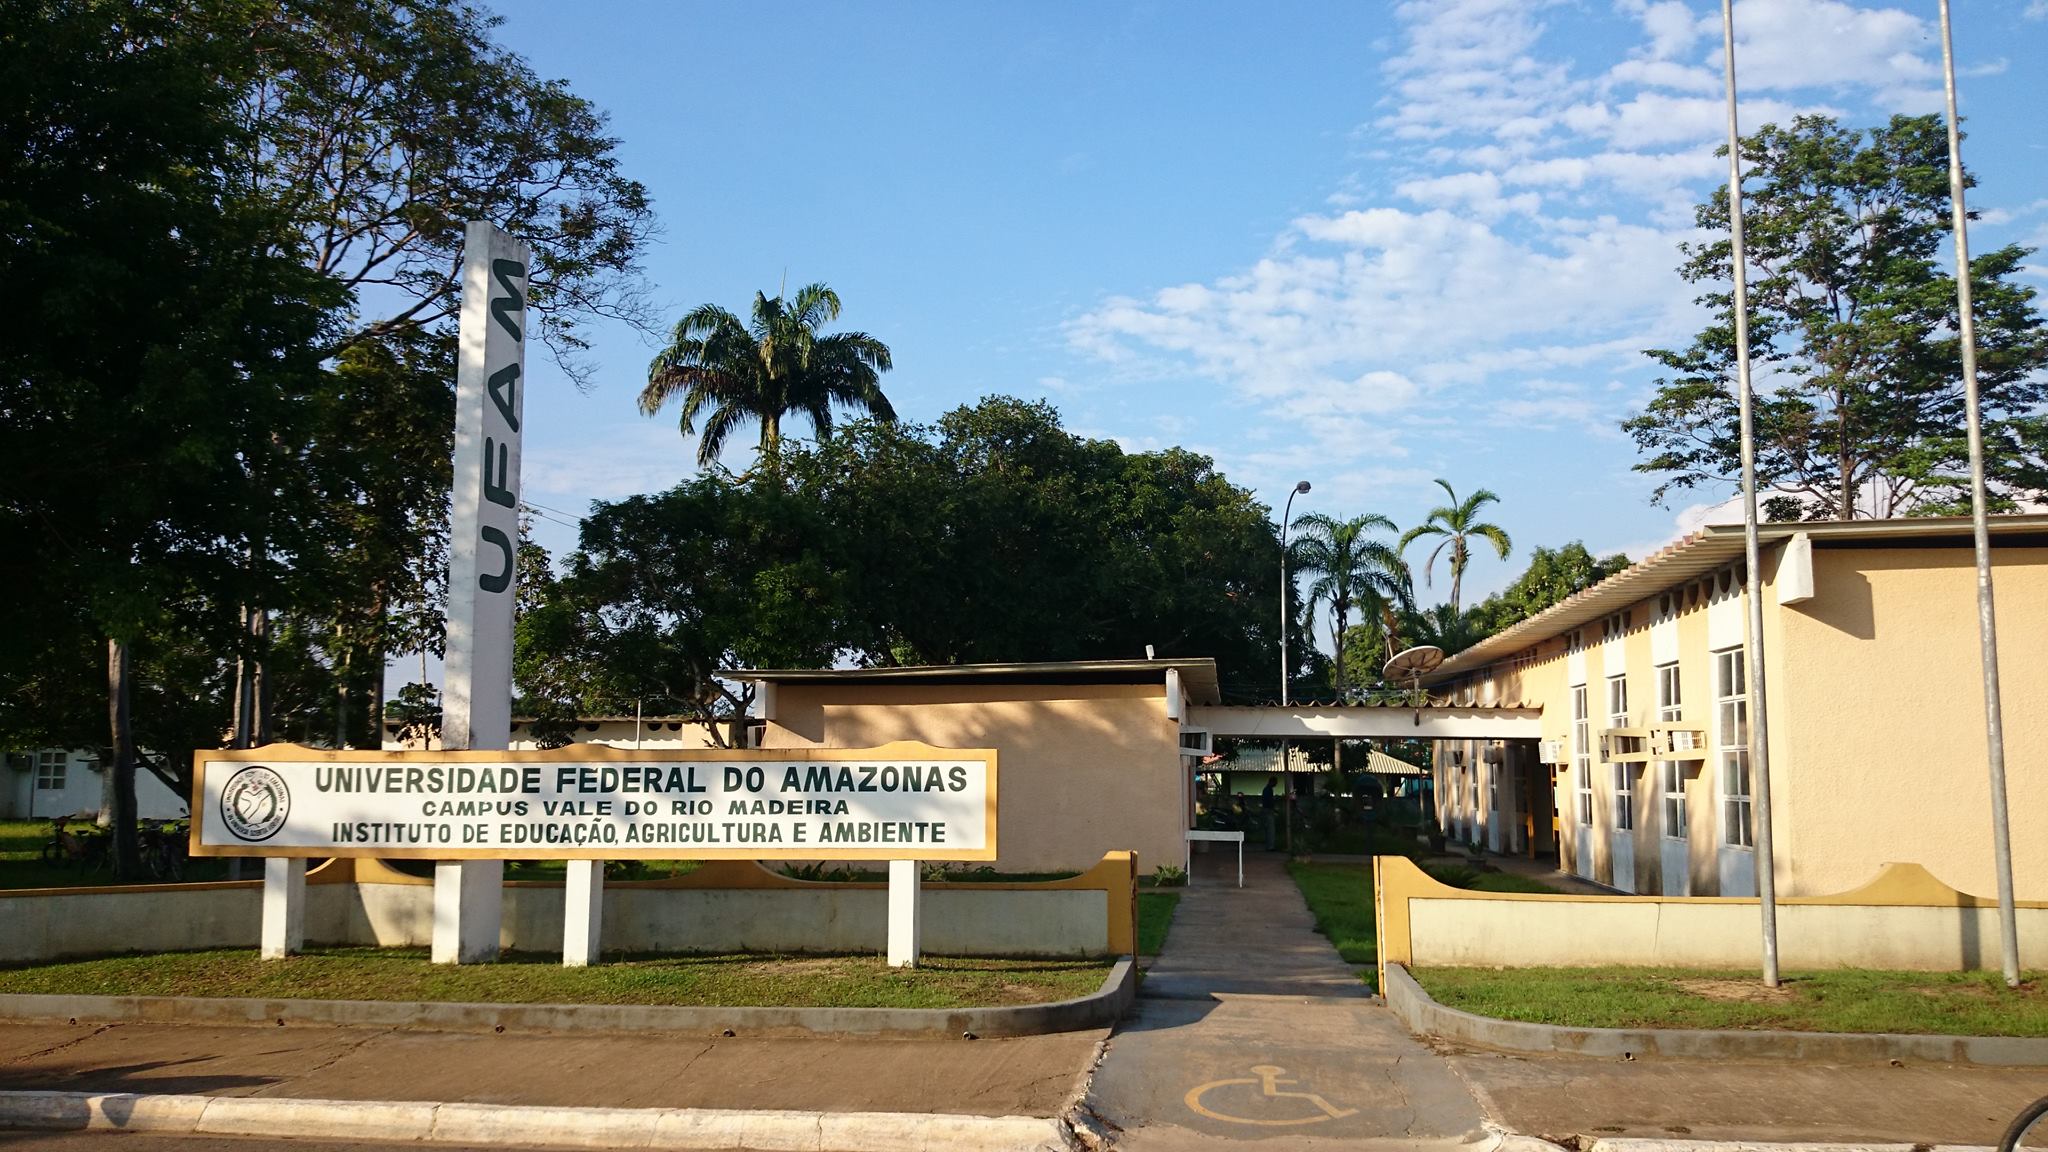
<box><xmin>1378</xmin><ymin>0</ymin><xmax>1577</xmax><ymax>142</ymax></box>
<box><xmin>1719</xmin><ymin>0</ymin><xmax>1935</xmax><ymax>98</ymax></box>
<box><xmin>1068</xmin><ymin>0</ymin><xmax>1987</xmax><ymax>505</ymax></box>
<box><xmin>1395</xmin><ymin>170</ymin><xmax>1543</xmax><ymax>218</ymax></box>
<box><xmin>1632</xmin><ymin>0</ymin><xmax>1707</xmax><ymax>60</ymax></box>
<box><xmin>1606</xmin><ymin>58</ymin><xmax>1720</xmax><ymax>93</ymax></box>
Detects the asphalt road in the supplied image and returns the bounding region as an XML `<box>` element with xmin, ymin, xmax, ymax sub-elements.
<box><xmin>0</xmin><ymin>1135</ymin><xmax>522</xmax><ymax>1151</ymax></box>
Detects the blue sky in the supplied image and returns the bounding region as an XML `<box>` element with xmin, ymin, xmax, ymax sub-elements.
<box><xmin>493</xmin><ymin>0</ymin><xmax>2048</xmax><ymax>643</ymax></box>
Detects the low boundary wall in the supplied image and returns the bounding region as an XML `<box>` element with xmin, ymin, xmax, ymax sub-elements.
<box><xmin>0</xmin><ymin>958</ymin><xmax>1137</xmax><ymax>1039</ymax></box>
<box><xmin>1382</xmin><ymin>962</ymin><xmax>2048</xmax><ymax>1066</ymax></box>
<box><xmin>1</xmin><ymin>853</ymin><xmax>1137</xmax><ymax>965</ymax></box>
<box><xmin>1373</xmin><ymin>856</ymin><xmax>2048</xmax><ymax>987</ymax></box>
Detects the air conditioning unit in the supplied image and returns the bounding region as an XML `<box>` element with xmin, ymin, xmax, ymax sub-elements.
<box><xmin>1538</xmin><ymin>738</ymin><xmax>1566</xmax><ymax>765</ymax></box>
<box><xmin>1178</xmin><ymin>727</ymin><xmax>1213</xmax><ymax>756</ymax></box>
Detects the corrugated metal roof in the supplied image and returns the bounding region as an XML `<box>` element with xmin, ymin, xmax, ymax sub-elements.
<box><xmin>1426</xmin><ymin>514</ymin><xmax>2048</xmax><ymax>684</ymax></box>
<box><xmin>1367</xmin><ymin>748</ymin><xmax>1425</xmax><ymax>776</ymax></box>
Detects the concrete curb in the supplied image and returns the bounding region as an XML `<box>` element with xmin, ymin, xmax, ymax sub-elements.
<box><xmin>0</xmin><ymin>955</ymin><xmax>1135</xmax><ymax>1040</ymax></box>
<box><xmin>1587</xmin><ymin>1141</ymin><xmax>1994</xmax><ymax>1152</ymax></box>
<box><xmin>1383</xmin><ymin>963</ymin><xmax>2048</xmax><ymax>1067</ymax></box>
<box><xmin>0</xmin><ymin>1090</ymin><xmax>1072</xmax><ymax>1152</ymax></box>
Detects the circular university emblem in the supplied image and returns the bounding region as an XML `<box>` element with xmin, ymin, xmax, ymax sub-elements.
<box><xmin>220</xmin><ymin>766</ymin><xmax>290</xmax><ymax>842</ymax></box>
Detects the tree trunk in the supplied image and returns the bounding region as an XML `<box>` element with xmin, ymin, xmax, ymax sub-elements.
<box><xmin>231</xmin><ymin>604</ymin><xmax>253</xmax><ymax>748</ymax></box>
<box><xmin>107</xmin><ymin>636</ymin><xmax>141</xmax><ymax>880</ymax></box>
<box><xmin>364</xmin><ymin>582</ymin><xmax>388</xmax><ymax>751</ymax></box>
<box><xmin>1839</xmin><ymin>397</ymin><xmax>1855</xmax><ymax>519</ymax></box>
<box><xmin>759</xmin><ymin>411</ymin><xmax>782</xmax><ymax>480</ymax></box>
<box><xmin>251</xmin><ymin>608</ymin><xmax>271</xmax><ymax>745</ymax></box>
<box><xmin>336</xmin><ymin>643</ymin><xmax>352</xmax><ymax>749</ymax></box>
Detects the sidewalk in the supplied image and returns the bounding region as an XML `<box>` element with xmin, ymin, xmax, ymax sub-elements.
<box><xmin>1083</xmin><ymin>850</ymin><xmax>1489</xmax><ymax>1149</ymax></box>
<box><xmin>0</xmin><ymin>1016</ymin><xmax>1100</xmax><ymax>1117</ymax></box>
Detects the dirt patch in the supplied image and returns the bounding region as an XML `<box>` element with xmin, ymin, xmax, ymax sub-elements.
<box><xmin>1669</xmin><ymin>977</ymin><xmax>1799</xmax><ymax>1004</ymax></box>
<box><xmin>750</xmin><ymin>958</ymin><xmax>851</xmax><ymax>977</ymax></box>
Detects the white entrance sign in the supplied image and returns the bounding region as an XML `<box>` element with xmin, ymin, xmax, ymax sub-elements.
<box><xmin>192</xmin><ymin>744</ymin><xmax>999</xmax><ymax>862</ymax></box>
<box><xmin>437</xmin><ymin>221</ymin><xmax>530</xmax><ymax>963</ymax></box>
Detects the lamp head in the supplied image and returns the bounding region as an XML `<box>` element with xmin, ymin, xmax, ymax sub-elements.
<box><xmin>1294</xmin><ymin>480</ymin><xmax>1312</xmax><ymax>494</ymax></box>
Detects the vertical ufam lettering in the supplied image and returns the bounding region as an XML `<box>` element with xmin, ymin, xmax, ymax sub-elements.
<box><xmin>444</xmin><ymin>223</ymin><xmax>531</xmax><ymax>749</ymax></box>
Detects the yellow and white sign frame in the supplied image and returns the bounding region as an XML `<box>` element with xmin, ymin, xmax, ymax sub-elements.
<box><xmin>190</xmin><ymin>740</ymin><xmax>998</xmax><ymax>863</ymax></box>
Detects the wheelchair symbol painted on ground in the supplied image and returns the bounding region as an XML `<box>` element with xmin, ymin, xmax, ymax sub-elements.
<box><xmin>1184</xmin><ymin>1064</ymin><xmax>1359</xmax><ymax>1126</ymax></box>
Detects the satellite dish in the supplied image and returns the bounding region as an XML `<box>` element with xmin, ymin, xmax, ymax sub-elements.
<box><xmin>1384</xmin><ymin>645</ymin><xmax>1445</xmax><ymax>719</ymax></box>
<box><xmin>1382</xmin><ymin>645</ymin><xmax>1445</xmax><ymax>683</ymax></box>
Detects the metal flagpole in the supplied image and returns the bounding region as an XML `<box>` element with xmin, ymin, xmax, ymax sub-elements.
<box><xmin>1719</xmin><ymin>0</ymin><xmax>1781</xmax><ymax>987</ymax></box>
<box><xmin>1936</xmin><ymin>0</ymin><xmax>2020</xmax><ymax>988</ymax></box>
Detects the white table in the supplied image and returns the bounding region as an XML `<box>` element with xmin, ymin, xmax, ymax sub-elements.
<box><xmin>1184</xmin><ymin>829</ymin><xmax>1244</xmax><ymax>887</ymax></box>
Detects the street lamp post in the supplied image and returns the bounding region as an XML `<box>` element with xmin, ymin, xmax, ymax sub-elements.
<box><xmin>1937</xmin><ymin>0</ymin><xmax>2020</xmax><ymax>987</ymax></box>
<box><xmin>1278</xmin><ymin>481</ymin><xmax>1310</xmax><ymax>855</ymax></box>
<box><xmin>1279</xmin><ymin>480</ymin><xmax>1312</xmax><ymax>707</ymax></box>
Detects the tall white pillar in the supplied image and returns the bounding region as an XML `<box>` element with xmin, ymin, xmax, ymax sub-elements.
<box><xmin>563</xmin><ymin>859</ymin><xmax>604</xmax><ymax>967</ymax></box>
<box><xmin>434</xmin><ymin>221</ymin><xmax>528</xmax><ymax>965</ymax></box>
<box><xmin>259</xmin><ymin>857</ymin><xmax>305</xmax><ymax>960</ymax></box>
<box><xmin>887</xmin><ymin>859</ymin><xmax>922</xmax><ymax>968</ymax></box>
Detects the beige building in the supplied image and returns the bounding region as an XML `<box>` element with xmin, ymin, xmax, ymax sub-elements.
<box><xmin>1423</xmin><ymin>516</ymin><xmax>2048</xmax><ymax>900</ymax></box>
<box><xmin>735</xmin><ymin>660</ymin><xmax>1220</xmax><ymax>876</ymax></box>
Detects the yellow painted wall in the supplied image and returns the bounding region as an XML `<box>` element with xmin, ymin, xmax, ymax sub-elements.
<box><xmin>1774</xmin><ymin>545</ymin><xmax>2048</xmax><ymax>898</ymax></box>
<box><xmin>1376</xmin><ymin>855</ymin><xmax>2048</xmax><ymax>977</ymax></box>
<box><xmin>1436</xmin><ymin>539</ymin><xmax>2048</xmax><ymax>902</ymax></box>
<box><xmin>761</xmin><ymin>682</ymin><xmax>1184</xmax><ymax>876</ymax></box>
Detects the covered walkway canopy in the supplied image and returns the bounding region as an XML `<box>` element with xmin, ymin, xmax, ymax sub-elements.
<box><xmin>1189</xmin><ymin>702</ymin><xmax>1540</xmax><ymax>741</ymax></box>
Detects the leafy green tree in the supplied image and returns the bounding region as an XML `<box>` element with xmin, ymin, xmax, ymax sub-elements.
<box><xmin>1397</xmin><ymin>480</ymin><xmax>1513</xmax><ymax>615</ymax></box>
<box><xmin>226</xmin><ymin>0</ymin><xmax>656</xmax><ymax>380</ymax></box>
<box><xmin>522</xmin><ymin>397</ymin><xmax>1301</xmax><ymax>714</ymax></box>
<box><xmin>790</xmin><ymin>398</ymin><xmax>1291</xmax><ymax>700</ymax></box>
<box><xmin>241</xmin><ymin>0</ymin><xmax>653</xmax><ymax>740</ymax></box>
<box><xmin>641</xmin><ymin>283</ymin><xmax>895</xmax><ymax>471</ymax></box>
<box><xmin>1287</xmin><ymin>514</ymin><xmax>1410</xmax><ymax>700</ymax></box>
<box><xmin>516</xmin><ymin>478</ymin><xmax>847</xmax><ymax>744</ymax></box>
<box><xmin>1466</xmin><ymin>542</ymin><xmax>1631</xmax><ymax>638</ymax></box>
<box><xmin>1625</xmin><ymin>114</ymin><xmax>2048</xmax><ymax>519</ymax></box>
<box><xmin>0</xmin><ymin>0</ymin><xmax>342</xmax><ymax>874</ymax></box>
<box><xmin>1398</xmin><ymin>604</ymin><xmax>1486</xmax><ymax>659</ymax></box>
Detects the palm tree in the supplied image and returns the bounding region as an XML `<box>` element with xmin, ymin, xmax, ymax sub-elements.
<box><xmin>1288</xmin><ymin>513</ymin><xmax>1412</xmax><ymax>701</ymax></box>
<box><xmin>1398</xmin><ymin>480</ymin><xmax>1512</xmax><ymax>615</ymax></box>
<box><xmin>640</xmin><ymin>282</ymin><xmax>894</xmax><ymax>471</ymax></box>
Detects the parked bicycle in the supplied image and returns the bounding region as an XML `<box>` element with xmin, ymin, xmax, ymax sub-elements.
<box><xmin>2004</xmin><ymin>1094</ymin><xmax>2048</xmax><ymax>1151</ymax></box>
<box><xmin>137</xmin><ymin>818</ymin><xmax>188</xmax><ymax>881</ymax></box>
<box><xmin>38</xmin><ymin>816</ymin><xmax>109</xmax><ymax>872</ymax></box>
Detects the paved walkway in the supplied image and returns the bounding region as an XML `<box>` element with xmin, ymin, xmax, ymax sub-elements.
<box><xmin>0</xmin><ymin>1019</ymin><xmax>1098</xmax><ymax>1117</ymax></box>
<box><xmin>1085</xmin><ymin>851</ymin><xmax>1488</xmax><ymax>1150</ymax></box>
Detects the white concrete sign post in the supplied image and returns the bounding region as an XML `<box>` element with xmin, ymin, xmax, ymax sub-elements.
<box><xmin>439</xmin><ymin>221</ymin><xmax>529</xmax><ymax>964</ymax></box>
<box><xmin>193</xmin><ymin>743</ymin><xmax>998</xmax><ymax>970</ymax></box>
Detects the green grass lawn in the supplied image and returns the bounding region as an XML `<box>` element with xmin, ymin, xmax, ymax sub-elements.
<box><xmin>0</xmin><ymin>819</ymin><xmax>235</xmax><ymax>890</ymax></box>
<box><xmin>0</xmin><ymin>946</ymin><xmax>1113</xmax><ymax>1009</ymax></box>
<box><xmin>1286</xmin><ymin>861</ymin><xmax>1376</xmax><ymax>970</ymax></box>
<box><xmin>1138</xmin><ymin>891</ymin><xmax>1180</xmax><ymax>956</ymax></box>
<box><xmin>1415</xmin><ymin>966</ymin><xmax>2048</xmax><ymax>1036</ymax></box>
<box><xmin>1419</xmin><ymin>863</ymin><xmax>1563</xmax><ymax>894</ymax></box>
<box><xmin>1285</xmin><ymin>860</ymin><xmax>1562</xmax><ymax>982</ymax></box>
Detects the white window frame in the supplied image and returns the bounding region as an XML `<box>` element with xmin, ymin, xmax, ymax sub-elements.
<box><xmin>34</xmin><ymin>751</ymin><xmax>66</xmax><ymax>792</ymax></box>
<box><xmin>1716</xmin><ymin>648</ymin><xmax>1753</xmax><ymax>849</ymax></box>
<box><xmin>1607</xmin><ymin>675</ymin><xmax>1633</xmax><ymax>831</ymax></box>
<box><xmin>1572</xmin><ymin>685</ymin><xmax>1592</xmax><ymax>827</ymax></box>
<box><xmin>1657</xmin><ymin>663</ymin><xmax>1686</xmax><ymax>840</ymax></box>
